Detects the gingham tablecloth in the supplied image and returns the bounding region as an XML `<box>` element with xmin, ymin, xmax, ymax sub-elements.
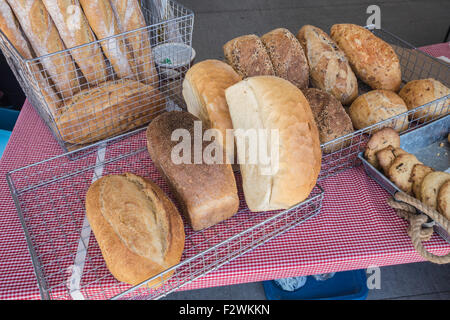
<box><xmin>0</xmin><ymin>44</ymin><xmax>449</xmax><ymax>300</ymax></box>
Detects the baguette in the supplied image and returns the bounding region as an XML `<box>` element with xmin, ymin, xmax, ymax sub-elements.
<box><xmin>42</xmin><ymin>0</ymin><xmax>107</xmax><ymax>85</ymax></box>
<box><xmin>7</xmin><ymin>0</ymin><xmax>80</xmax><ymax>99</ymax></box>
<box><xmin>146</xmin><ymin>111</ymin><xmax>239</xmax><ymax>231</ymax></box>
<box><xmin>260</xmin><ymin>28</ymin><xmax>309</xmax><ymax>90</ymax></box>
<box><xmin>296</xmin><ymin>25</ymin><xmax>358</xmax><ymax>105</ymax></box>
<box><xmin>0</xmin><ymin>0</ymin><xmax>60</xmax><ymax>115</ymax></box>
<box><xmin>79</xmin><ymin>0</ymin><xmax>135</xmax><ymax>80</ymax></box>
<box><xmin>56</xmin><ymin>79</ymin><xmax>165</xmax><ymax>144</ymax></box>
<box><xmin>225</xmin><ymin>76</ymin><xmax>321</xmax><ymax>211</ymax></box>
<box><xmin>85</xmin><ymin>173</ymin><xmax>185</xmax><ymax>286</ymax></box>
<box><xmin>110</xmin><ymin>0</ymin><xmax>158</xmax><ymax>85</ymax></box>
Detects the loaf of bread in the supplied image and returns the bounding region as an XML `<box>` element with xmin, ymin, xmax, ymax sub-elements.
<box><xmin>56</xmin><ymin>79</ymin><xmax>165</xmax><ymax>144</ymax></box>
<box><xmin>223</xmin><ymin>34</ymin><xmax>275</xmax><ymax>78</ymax></box>
<box><xmin>437</xmin><ymin>180</ymin><xmax>450</xmax><ymax>220</ymax></box>
<box><xmin>8</xmin><ymin>0</ymin><xmax>79</xmax><ymax>99</ymax></box>
<box><xmin>85</xmin><ymin>173</ymin><xmax>185</xmax><ymax>286</ymax></box>
<box><xmin>42</xmin><ymin>0</ymin><xmax>107</xmax><ymax>85</ymax></box>
<box><xmin>225</xmin><ymin>76</ymin><xmax>321</xmax><ymax>211</ymax></box>
<box><xmin>183</xmin><ymin>59</ymin><xmax>241</xmax><ymax>164</ymax></box>
<box><xmin>303</xmin><ymin>88</ymin><xmax>354</xmax><ymax>153</ymax></box>
<box><xmin>146</xmin><ymin>111</ymin><xmax>239</xmax><ymax>231</ymax></box>
<box><xmin>349</xmin><ymin>90</ymin><xmax>409</xmax><ymax>131</ymax></box>
<box><xmin>0</xmin><ymin>0</ymin><xmax>61</xmax><ymax>115</ymax></box>
<box><xmin>398</xmin><ymin>78</ymin><xmax>449</xmax><ymax>123</ymax></box>
<box><xmin>364</xmin><ymin>127</ymin><xmax>400</xmax><ymax>169</ymax></box>
<box><xmin>79</xmin><ymin>0</ymin><xmax>135</xmax><ymax>80</ymax></box>
<box><xmin>330</xmin><ymin>24</ymin><xmax>402</xmax><ymax>92</ymax></box>
<box><xmin>110</xmin><ymin>0</ymin><xmax>159</xmax><ymax>85</ymax></box>
<box><xmin>260</xmin><ymin>28</ymin><xmax>309</xmax><ymax>90</ymax></box>
<box><xmin>296</xmin><ymin>25</ymin><xmax>358</xmax><ymax>105</ymax></box>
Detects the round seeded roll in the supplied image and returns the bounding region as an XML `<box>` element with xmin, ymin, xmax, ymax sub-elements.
<box><xmin>303</xmin><ymin>88</ymin><xmax>354</xmax><ymax>153</ymax></box>
<box><xmin>349</xmin><ymin>89</ymin><xmax>409</xmax><ymax>132</ymax></box>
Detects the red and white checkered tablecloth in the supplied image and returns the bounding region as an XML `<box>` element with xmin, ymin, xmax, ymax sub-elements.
<box><xmin>0</xmin><ymin>44</ymin><xmax>449</xmax><ymax>300</ymax></box>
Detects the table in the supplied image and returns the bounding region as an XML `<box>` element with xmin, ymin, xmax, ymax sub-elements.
<box><xmin>0</xmin><ymin>44</ymin><xmax>449</xmax><ymax>300</ymax></box>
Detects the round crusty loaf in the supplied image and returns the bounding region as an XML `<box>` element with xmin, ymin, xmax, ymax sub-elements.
<box><xmin>410</xmin><ymin>164</ymin><xmax>434</xmax><ymax>200</ymax></box>
<box><xmin>349</xmin><ymin>90</ymin><xmax>409</xmax><ymax>131</ymax></box>
<box><xmin>85</xmin><ymin>173</ymin><xmax>185</xmax><ymax>286</ymax></box>
<box><xmin>398</xmin><ymin>78</ymin><xmax>449</xmax><ymax>123</ymax></box>
<box><xmin>420</xmin><ymin>171</ymin><xmax>450</xmax><ymax>210</ymax></box>
<box><xmin>387</xmin><ymin>153</ymin><xmax>422</xmax><ymax>194</ymax></box>
<box><xmin>296</xmin><ymin>25</ymin><xmax>358</xmax><ymax>105</ymax></box>
<box><xmin>261</xmin><ymin>28</ymin><xmax>309</xmax><ymax>90</ymax></box>
<box><xmin>330</xmin><ymin>24</ymin><xmax>402</xmax><ymax>92</ymax></box>
<box><xmin>303</xmin><ymin>88</ymin><xmax>354</xmax><ymax>153</ymax></box>
<box><xmin>437</xmin><ymin>180</ymin><xmax>450</xmax><ymax>220</ymax></box>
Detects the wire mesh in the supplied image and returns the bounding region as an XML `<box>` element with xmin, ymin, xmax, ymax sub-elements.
<box><xmin>317</xmin><ymin>27</ymin><xmax>449</xmax><ymax>181</ymax></box>
<box><xmin>7</xmin><ymin>127</ymin><xmax>324</xmax><ymax>300</ymax></box>
<box><xmin>0</xmin><ymin>0</ymin><xmax>194</xmax><ymax>153</ymax></box>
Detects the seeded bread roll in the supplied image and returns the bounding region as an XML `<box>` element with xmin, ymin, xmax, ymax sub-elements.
<box><xmin>437</xmin><ymin>180</ymin><xmax>450</xmax><ymax>220</ymax></box>
<box><xmin>225</xmin><ymin>76</ymin><xmax>321</xmax><ymax>211</ymax></box>
<box><xmin>349</xmin><ymin>90</ymin><xmax>409</xmax><ymax>132</ymax></box>
<box><xmin>296</xmin><ymin>25</ymin><xmax>358</xmax><ymax>105</ymax></box>
<box><xmin>85</xmin><ymin>173</ymin><xmax>185</xmax><ymax>286</ymax></box>
<box><xmin>146</xmin><ymin>111</ymin><xmax>239</xmax><ymax>231</ymax></box>
<box><xmin>260</xmin><ymin>28</ymin><xmax>309</xmax><ymax>90</ymax></box>
<box><xmin>364</xmin><ymin>127</ymin><xmax>400</xmax><ymax>169</ymax></box>
<box><xmin>223</xmin><ymin>34</ymin><xmax>275</xmax><ymax>78</ymax></box>
<box><xmin>398</xmin><ymin>78</ymin><xmax>449</xmax><ymax>123</ymax></box>
<box><xmin>330</xmin><ymin>24</ymin><xmax>402</xmax><ymax>91</ymax></box>
<box><xmin>303</xmin><ymin>88</ymin><xmax>354</xmax><ymax>153</ymax></box>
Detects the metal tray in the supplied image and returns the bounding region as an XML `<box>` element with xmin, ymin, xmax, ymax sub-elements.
<box><xmin>6</xmin><ymin>127</ymin><xmax>324</xmax><ymax>300</ymax></box>
<box><xmin>318</xmin><ymin>26</ymin><xmax>449</xmax><ymax>181</ymax></box>
<box><xmin>359</xmin><ymin>115</ymin><xmax>449</xmax><ymax>243</ymax></box>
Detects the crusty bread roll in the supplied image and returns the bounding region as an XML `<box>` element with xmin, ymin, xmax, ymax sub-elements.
<box><xmin>0</xmin><ymin>0</ymin><xmax>60</xmax><ymax>115</ymax></box>
<box><xmin>85</xmin><ymin>173</ymin><xmax>185</xmax><ymax>286</ymax></box>
<box><xmin>42</xmin><ymin>0</ymin><xmax>107</xmax><ymax>85</ymax></box>
<box><xmin>364</xmin><ymin>127</ymin><xmax>400</xmax><ymax>169</ymax></box>
<box><xmin>330</xmin><ymin>24</ymin><xmax>402</xmax><ymax>92</ymax></box>
<box><xmin>223</xmin><ymin>34</ymin><xmax>275</xmax><ymax>78</ymax></box>
<box><xmin>225</xmin><ymin>76</ymin><xmax>321</xmax><ymax>212</ymax></box>
<box><xmin>296</xmin><ymin>25</ymin><xmax>358</xmax><ymax>105</ymax></box>
<box><xmin>183</xmin><ymin>59</ymin><xmax>241</xmax><ymax>164</ymax></box>
<box><xmin>8</xmin><ymin>0</ymin><xmax>80</xmax><ymax>99</ymax></box>
<box><xmin>349</xmin><ymin>90</ymin><xmax>409</xmax><ymax>132</ymax></box>
<box><xmin>303</xmin><ymin>88</ymin><xmax>354</xmax><ymax>153</ymax></box>
<box><xmin>260</xmin><ymin>28</ymin><xmax>309</xmax><ymax>90</ymax></box>
<box><xmin>437</xmin><ymin>180</ymin><xmax>450</xmax><ymax>220</ymax></box>
<box><xmin>56</xmin><ymin>79</ymin><xmax>165</xmax><ymax>144</ymax></box>
<box><xmin>398</xmin><ymin>78</ymin><xmax>449</xmax><ymax>123</ymax></box>
<box><xmin>420</xmin><ymin>171</ymin><xmax>450</xmax><ymax>210</ymax></box>
<box><xmin>110</xmin><ymin>0</ymin><xmax>159</xmax><ymax>85</ymax></box>
<box><xmin>146</xmin><ymin>111</ymin><xmax>239</xmax><ymax>231</ymax></box>
<box><xmin>79</xmin><ymin>0</ymin><xmax>135</xmax><ymax>80</ymax></box>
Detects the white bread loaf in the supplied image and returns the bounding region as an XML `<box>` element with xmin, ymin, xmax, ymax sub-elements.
<box><xmin>42</xmin><ymin>0</ymin><xmax>107</xmax><ymax>85</ymax></box>
<box><xmin>183</xmin><ymin>59</ymin><xmax>242</xmax><ymax>165</ymax></box>
<box><xmin>0</xmin><ymin>0</ymin><xmax>60</xmax><ymax>115</ymax></box>
<box><xmin>110</xmin><ymin>0</ymin><xmax>158</xmax><ymax>85</ymax></box>
<box><xmin>85</xmin><ymin>173</ymin><xmax>185</xmax><ymax>286</ymax></box>
<box><xmin>79</xmin><ymin>0</ymin><xmax>135</xmax><ymax>80</ymax></box>
<box><xmin>7</xmin><ymin>0</ymin><xmax>80</xmax><ymax>99</ymax></box>
<box><xmin>225</xmin><ymin>76</ymin><xmax>322</xmax><ymax>212</ymax></box>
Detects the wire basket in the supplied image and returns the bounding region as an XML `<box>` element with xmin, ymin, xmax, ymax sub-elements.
<box><xmin>0</xmin><ymin>0</ymin><xmax>194</xmax><ymax>153</ymax></box>
<box><xmin>6</xmin><ymin>127</ymin><xmax>324</xmax><ymax>300</ymax></box>
<box><xmin>318</xmin><ymin>26</ymin><xmax>449</xmax><ymax>181</ymax></box>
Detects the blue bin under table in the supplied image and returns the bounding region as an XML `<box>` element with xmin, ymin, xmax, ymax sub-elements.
<box><xmin>263</xmin><ymin>269</ymin><xmax>369</xmax><ymax>300</ymax></box>
<box><xmin>0</xmin><ymin>107</ymin><xmax>19</xmax><ymax>158</ymax></box>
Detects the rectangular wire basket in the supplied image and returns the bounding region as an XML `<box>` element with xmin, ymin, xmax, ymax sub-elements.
<box><xmin>318</xmin><ymin>27</ymin><xmax>449</xmax><ymax>181</ymax></box>
<box><xmin>6</xmin><ymin>127</ymin><xmax>324</xmax><ymax>300</ymax></box>
<box><xmin>0</xmin><ymin>0</ymin><xmax>194</xmax><ymax>152</ymax></box>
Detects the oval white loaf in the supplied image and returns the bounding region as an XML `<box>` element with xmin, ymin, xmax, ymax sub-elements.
<box><xmin>225</xmin><ymin>76</ymin><xmax>322</xmax><ymax>212</ymax></box>
<box><xmin>85</xmin><ymin>173</ymin><xmax>185</xmax><ymax>286</ymax></box>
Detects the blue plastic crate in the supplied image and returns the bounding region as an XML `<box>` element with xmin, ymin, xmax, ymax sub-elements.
<box><xmin>263</xmin><ymin>269</ymin><xmax>368</xmax><ymax>300</ymax></box>
<box><xmin>0</xmin><ymin>129</ymin><xmax>11</xmax><ymax>158</ymax></box>
<box><xmin>0</xmin><ymin>107</ymin><xmax>19</xmax><ymax>159</ymax></box>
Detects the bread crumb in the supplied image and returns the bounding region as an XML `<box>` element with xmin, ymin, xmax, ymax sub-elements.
<box><xmin>437</xmin><ymin>153</ymin><xmax>440</xmax><ymax>156</ymax></box>
<box><xmin>440</xmin><ymin>142</ymin><xmax>444</xmax><ymax>147</ymax></box>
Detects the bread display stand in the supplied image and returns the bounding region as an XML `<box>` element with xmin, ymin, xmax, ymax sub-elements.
<box><xmin>6</xmin><ymin>127</ymin><xmax>324</xmax><ymax>300</ymax></box>
<box><xmin>318</xmin><ymin>26</ymin><xmax>449</xmax><ymax>181</ymax></box>
<box><xmin>0</xmin><ymin>0</ymin><xmax>194</xmax><ymax>154</ymax></box>
<box><xmin>358</xmin><ymin>115</ymin><xmax>450</xmax><ymax>263</ymax></box>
